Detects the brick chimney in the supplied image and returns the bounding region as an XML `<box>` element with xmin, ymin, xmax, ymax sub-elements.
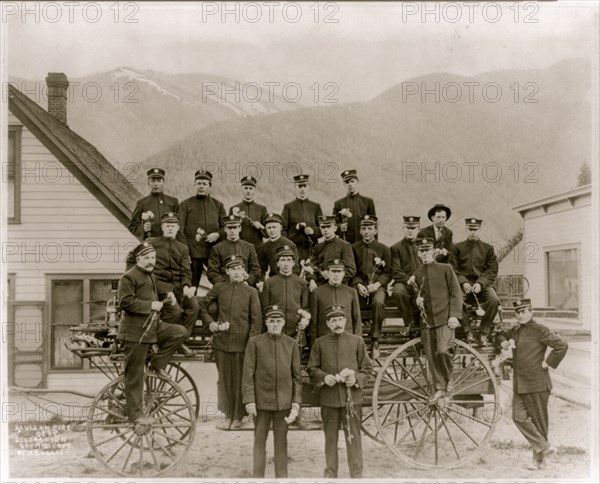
<box><xmin>45</xmin><ymin>73</ymin><xmax>69</xmax><ymax>125</ymax></box>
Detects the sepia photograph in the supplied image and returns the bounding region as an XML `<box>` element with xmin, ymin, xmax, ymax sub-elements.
<box><xmin>1</xmin><ymin>1</ymin><xmax>598</xmax><ymax>482</ymax></box>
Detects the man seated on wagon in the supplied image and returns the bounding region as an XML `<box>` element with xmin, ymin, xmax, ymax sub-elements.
<box><xmin>305</xmin><ymin>215</ymin><xmax>356</xmax><ymax>292</ymax></box>
<box><xmin>451</xmin><ymin>218</ymin><xmax>500</xmax><ymax>346</ymax></box>
<box><xmin>207</xmin><ymin>214</ymin><xmax>262</xmax><ymax>288</ymax></box>
<box><xmin>126</xmin><ymin>212</ymin><xmax>199</xmax><ymax>357</ymax></box>
<box><xmin>309</xmin><ymin>259</ymin><xmax>362</xmax><ymax>346</ymax></box>
<box><xmin>118</xmin><ymin>242</ymin><xmax>188</xmax><ymax>425</ymax></box>
<box><xmin>351</xmin><ymin>215</ymin><xmax>391</xmax><ymax>359</ymax></box>
<box><xmin>199</xmin><ymin>254</ymin><xmax>262</xmax><ymax>429</ymax></box>
<box><xmin>409</xmin><ymin>238</ymin><xmax>462</xmax><ymax>403</ymax></box>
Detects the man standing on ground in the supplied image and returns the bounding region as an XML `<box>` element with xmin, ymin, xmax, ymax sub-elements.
<box><xmin>308</xmin><ymin>305</ymin><xmax>372</xmax><ymax>478</ymax></box>
<box><xmin>497</xmin><ymin>299</ymin><xmax>568</xmax><ymax>471</ymax></box>
<box><xmin>243</xmin><ymin>305</ymin><xmax>302</xmax><ymax>478</ymax></box>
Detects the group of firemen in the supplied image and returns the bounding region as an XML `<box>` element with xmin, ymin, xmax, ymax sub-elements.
<box><xmin>118</xmin><ymin>167</ymin><xmax>568</xmax><ymax>477</ymax></box>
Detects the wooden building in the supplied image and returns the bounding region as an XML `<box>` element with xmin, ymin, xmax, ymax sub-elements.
<box><xmin>513</xmin><ymin>184</ymin><xmax>592</xmax><ymax>331</ymax></box>
<box><xmin>5</xmin><ymin>74</ymin><xmax>141</xmax><ymax>390</ymax></box>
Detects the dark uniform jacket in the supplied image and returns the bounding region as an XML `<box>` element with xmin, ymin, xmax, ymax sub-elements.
<box><xmin>199</xmin><ymin>281</ymin><xmax>262</xmax><ymax>353</ymax></box>
<box><xmin>351</xmin><ymin>239</ymin><xmax>392</xmax><ymax>287</ymax></box>
<box><xmin>309</xmin><ymin>236</ymin><xmax>356</xmax><ymax>285</ymax></box>
<box><xmin>452</xmin><ymin>239</ymin><xmax>498</xmax><ymax>288</ymax></box>
<box><xmin>125</xmin><ymin>236</ymin><xmax>192</xmax><ymax>297</ymax></box>
<box><xmin>310</xmin><ymin>283</ymin><xmax>362</xmax><ymax>341</ymax></box>
<box><xmin>207</xmin><ymin>238</ymin><xmax>261</xmax><ymax>286</ymax></box>
<box><xmin>229</xmin><ymin>200</ymin><xmax>268</xmax><ymax>248</ymax></box>
<box><xmin>242</xmin><ymin>333</ymin><xmax>302</xmax><ymax>411</ymax></box>
<box><xmin>128</xmin><ymin>193</ymin><xmax>180</xmax><ymax>241</ymax></box>
<box><xmin>179</xmin><ymin>195</ymin><xmax>227</xmax><ymax>258</ymax></box>
<box><xmin>418</xmin><ymin>225</ymin><xmax>454</xmax><ymax>264</ymax></box>
<box><xmin>281</xmin><ymin>198</ymin><xmax>323</xmax><ymax>252</ymax></box>
<box><xmin>117</xmin><ymin>265</ymin><xmax>160</xmax><ymax>344</ymax></box>
<box><xmin>412</xmin><ymin>262</ymin><xmax>462</xmax><ymax>328</ymax></box>
<box><xmin>256</xmin><ymin>236</ymin><xmax>300</xmax><ymax>278</ymax></box>
<box><xmin>260</xmin><ymin>273</ymin><xmax>309</xmax><ymax>336</ymax></box>
<box><xmin>390</xmin><ymin>238</ymin><xmax>422</xmax><ymax>285</ymax></box>
<box><xmin>332</xmin><ymin>194</ymin><xmax>376</xmax><ymax>245</ymax></box>
<box><xmin>499</xmin><ymin>320</ymin><xmax>568</xmax><ymax>394</ymax></box>
<box><xmin>307</xmin><ymin>332</ymin><xmax>372</xmax><ymax>407</ymax></box>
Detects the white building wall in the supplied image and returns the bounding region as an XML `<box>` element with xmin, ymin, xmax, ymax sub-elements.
<box><xmin>522</xmin><ymin>201</ymin><xmax>591</xmax><ymax>330</ymax></box>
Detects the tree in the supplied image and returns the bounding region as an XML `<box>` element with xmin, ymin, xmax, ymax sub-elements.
<box><xmin>577</xmin><ymin>163</ymin><xmax>591</xmax><ymax>186</ymax></box>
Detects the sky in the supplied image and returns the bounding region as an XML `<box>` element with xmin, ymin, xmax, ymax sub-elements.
<box><xmin>3</xmin><ymin>1</ymin><xmax>599</xmax><ymax>102</ymax></box>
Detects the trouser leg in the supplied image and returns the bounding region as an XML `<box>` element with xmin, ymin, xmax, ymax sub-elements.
<box><xmin>123</xmin><ymin>342</ymin><xmax>148</xmax><ymax>421</ymax></box>
<box><xmin>342</xmin><ymin>404</ymin><xmax>363</xmax><ymax>478</ymax></box>
<box><xmin>159</xmin><ymin>295</ymin><xmax>184</xmax><ymax>325</ymax></box>
<box><xmin>272</xmin><ymin>410</ymin><xmax>289</xmax><ymax>478</ymax></box>
<box><xmin>253</xmin><ymin>410</ymin><xmax>271</xmax><ymax>477</ymax></box>
<box><xmin>180</xmin><ymin>295</ymin><xmax>200</xmax><ymax>335</ymax></box>
<box><xmin>321</xmin><ymin>406</ymin><xmax>340</xmax><ymax>478</ymax></box>
<box><xmin>512</xmin><ymin>392</ymin><xmax>552</xmax><ymax>453</ymax></box>
<box><xmin>191</xmin><ymin>258</ymin><xmax>207</xmax><ymax>288</ymax></box>
<box><xmin>393</xmin><ymin>282</ymin><xmax>417</xmax><ymax>327</ymax></box>
<box><xmin>421</xmin><ymin>329</ymin><xmax>445</xmax><ymax>390</ymax></box>
<box><xmin>370</xmin><ymin>287</ymin><xmax>386</xmax><ymax>341</ymax></box>
<box><xmin>435</xmin><ymin>324</ymin><xmax>455</xmax><ymax>385</ymax></box>
<box><xmin>215</xmin><ymin>351</ymin><xmax>245</xmax><ymax>420</ymax></box>
<box><xmin>462</xmin><ymin>292</ymin><xmax>473</xmax><ymax>333</ymax></box>
<box><xmin>151</xmin><ymin>322</ymin><xmax>188</xmax><ymax>369</ymax></box>
<box><xmin>477</xmin><ymin>287</ymin><xmax>500</xmax><ymax>335</ymax></box>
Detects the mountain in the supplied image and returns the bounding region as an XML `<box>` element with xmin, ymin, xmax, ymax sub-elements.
<box><xmin>141</xmin><ymin>58</ymin><xmax>592</xmax><ymax>247</ymax></box>
<box><xmin>8</xmin><ymin>67</ymin><xmax>301</xmax><ymax>165</ymax></box>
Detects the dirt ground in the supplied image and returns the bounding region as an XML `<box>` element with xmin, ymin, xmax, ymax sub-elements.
<box><xmin>7</xmin><ymin>385</ymin><xmax>592</xmax><ymax>481</ymax></box>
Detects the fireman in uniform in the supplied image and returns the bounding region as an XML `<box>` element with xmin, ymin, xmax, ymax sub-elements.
<box><xmin>281</xmin><ymin>174</ymin><xmax>323</xmax><ymax>262</ymax></box>
<box><xmin>128</xmin><ymin>168</ymin><xmax>180</xmax><ymax>241</ymax></box>
<box><xmin>229</xmin><ymin>176</ymin><xmax>268</xmax><ymax>250</ymax></box>
<box><xmin>256</xmin><ymin>212</ymin><xmax>300</xmax><ymax>279</ymax></box>
<box><xmin>332</xmin><ymin>169</ymin><xmax>376</xmax><ymax>244</ymax></box>
<box><xmin>178</xmin><ymin>170</ymin><xmax>227</xmax><ymax>289</ymax></box>
<box><xmin>351</xmin><ymin>215</ymin><xmax>391</xmax><ymax>359</ymax></box>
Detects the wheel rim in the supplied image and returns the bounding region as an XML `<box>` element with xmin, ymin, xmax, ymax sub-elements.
<box><xmin>372</xmin><ymin>337</ymin><xmax>500</xmax><ymax>469</ymax></box>
<box><xmin>87</xmin><ymin>371</ymin><xmax>196</xmax><ymax>477</ymax></box>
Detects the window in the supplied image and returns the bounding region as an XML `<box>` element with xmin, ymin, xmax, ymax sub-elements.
<box><xmin>546</xmin><ymin>247</ymin><xmax>579</xmax><ymax>313</ymax></box>
<box><xmin>7</xmin><ymin>125</ymin><xmax>22</xmax><ymax>223</ymax></box>
<box><xmin>49</xmin><ymin>276</ymin><xmax>119</xmax><ymax>370</ymax></box>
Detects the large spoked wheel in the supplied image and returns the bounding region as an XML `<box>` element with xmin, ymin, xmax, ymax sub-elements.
<box><xmin>87</xmin><ymin>371</ymin><xmax>196</xmax><ymax>477</ymax></box>
<box><xmin>372</xmin><ymin>337</ymin><xmax>500</xmax><ymax>469</ymax></box>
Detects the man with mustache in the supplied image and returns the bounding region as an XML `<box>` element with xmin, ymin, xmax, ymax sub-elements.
<box><xmin>308</xmin><ymin>304</ymin><xmax>373</xmax><ymax>478</ymax></box>
<box><xmin>117</xmin><ymin>242</ymin><xmax>188</xmax><ymax>425</ymax></box>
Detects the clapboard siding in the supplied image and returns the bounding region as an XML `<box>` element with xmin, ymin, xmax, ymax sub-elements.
<box><xmin>521</xmin><ymin>198</ymin><xmax>591</xmax><ymax>330</ymax></box>
<box><xmin>8</xmin><ymin>122</ymin><xmax>138</xmax><ymax>305</ymax></box>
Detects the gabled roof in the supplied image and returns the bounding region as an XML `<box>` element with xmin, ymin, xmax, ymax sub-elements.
<box><xmin>8</xmin><ymin>84</ymin><xmax>141</xmax><ymax>228</ymax></box>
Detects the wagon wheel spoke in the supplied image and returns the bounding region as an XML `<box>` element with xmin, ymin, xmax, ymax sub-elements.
<box><xmin>394</xmin><ymin>407</ymin><xmax>431</xmax><ymax>448</ymax></box>
<box><xmin>104</xmin><ymin>430</ymin><xmax>136</xmax><ymax>462</ymax></box>
<box><xmin>412</xmin><ymin>408</ymin><xmax>434</xmax><ymax>459</ymax></box>
<box><xmin>440</xmin><ymin>409</ymin><xmax>461</xmax><ymax>460</ymax></box>
<box><xmin>120</xmin><ymin>434</ymin><xmax>139</xmax><ymax>473</ymax></box>
<box><xmin>144</xmin><ymin>433</ymin><xmax>161</xmax><ymax>470</ymax></box>
<box><xmin>445</xmin><ymin>403</ymin><xmax>493</xmax><ymax>428</ymax></box>
<box><xmin>379</xmin><ymin>377</ymin><xmax>429</xmax><ymax>402</ymax></box>
<box><xmin>438</xmin><ymin>407</ymin><xmax>481</xmax><ymax>447</ymax></box>
<box><xmin>94</xmin><ymin>427</ymin><xmax>134</xmax><ymax>447</ymax></box>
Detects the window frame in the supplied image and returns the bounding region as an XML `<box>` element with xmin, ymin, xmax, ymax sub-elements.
<box><xmin>544</xmin><ymin>243</ymin><xmax>580</xmax><ymax>313</ymax></box>
<box><xmin>7</xmin><ymin>125</ymin><xmax>22</xmax><ymax>224</ymax></box>
<box><xmin>45</xmin><ymin>274</ymin><xmax>121</xmax><ymax>372</ymax></box>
